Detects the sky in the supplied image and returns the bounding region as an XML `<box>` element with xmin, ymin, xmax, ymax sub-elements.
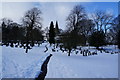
<box><xmin>1</xmin><ymin>0</ymin><xmax>120</xmax><ymax>2</ymax></box>
<box><xmin>1</xmin><ymin>2</ymin><xmax>119</xmax><ymax>30</ymax></box>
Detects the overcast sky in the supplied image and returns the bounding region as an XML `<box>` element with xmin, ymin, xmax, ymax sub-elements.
<box><xmin>1</xmin><ymin>2</ymin><xmax>118</xmax><ymax>30</ymax></box>
<box><xmin>1</xmin><ymin>0</ymin><xmax>120</xmax><ymax>2</ymax></box>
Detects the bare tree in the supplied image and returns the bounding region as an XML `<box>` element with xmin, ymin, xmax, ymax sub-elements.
<box><xmin>63</xmin><ymin>5</ymin><xmax>94</xmax><ymax>56</ymax></box>
<box><xmin>91</xmin><ymin>10</ymin><xmax>114</xmax><ymax>34</ymax></box>
<box><xmin>22</xmin><ymin>7</ymin><xmax>42</xmax><ymax>53</ymax></box>
<box><xmin>66</xmin><ymin>5</ymin><xmax>95</xmax><ymax>36</ymax></box>
<box><xmin>1</xmin><ymin>18</ymin><xmax>13</xmax><ymax>27</ymax></box>
<box><xmin>66</xmin><ymin>5</ymin><xmax>95</xmax><ymax>45</ymax></box>
<box><xmin>78</xmin><ymin>19</ymin><xmax>95</xmax><ymax>38</ymax></box>
<box><xmin>66</xmin><ymin>5</ymin><xmax>87</xmax><ymax>32</ymax></box>
<box><xmin>107</xmin><ymin>15</ymin><xmax>120</xmax><ymax>44</ymax></box>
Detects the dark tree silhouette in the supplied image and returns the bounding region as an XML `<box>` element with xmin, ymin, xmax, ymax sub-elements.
<box><xmin>118</xmin><ymin>30</ymin><xmax>120</xmax><ymax>49</ymax></box>
<box><xmin>22</xmin><ymin>7</ymin><xmax>42</xmax><ymax>53</ymax></box>
<box><xmin>60</xmin><ymin>5</ymin><xmax>90</xmax><ymax>56</ymax></box>
<box><xmin>55</xmin><ymin>21</ymin><xmax>60</xmax><ymax>36</ymax></box>
<box><xmin>92</xmin><ymin>10</ymin><xmax>114</xmax><ymax>34</ymax></box>
<box><xmin>2</xmin><ymin>21</ymin><xmax>7</xmax><ymax>44</ymax></box>
<box><xmin>89</xmin><ymin>31</ymin><xmax>106</xmax><ymax>49</ymax></box>
<box><xmin>107</xmin><ymin>15</ymin><xmax>120</xmax><ymax>44</ymax></box>
<box><xmin>60</xmin><ymin>31</ymin><xmax>85</xmax><ymax>56</ymax></box>
<box><xmin>32</xmin><ymin>28</ymin><xmax>44</xmax><ymax>46</ymax></box>
<box><xmin>49</xmin><ymin>21</ymin><xmax>55</xmax><ymax>45</ymax></box>
<box><xmin>2</xmin><ymin>18</ymin><xmax>13</xmax><ymax>44</ymax></box>
<box><xmin>1</xmin><ymin>18</ymin><xmax>26</xmax><ymax>47</ymax></box>
<box><xmin>55</xmin><ymin>21</ymin><xmax>60</xmax><ymax>47</ymax></box>
<box><xmin>66</xmin><ymin>5</ymin><xmax>94</xmax><ymax>45</ymax></box>
<box><xmin>66</xmin><ymin>5</ymin><xmax>87</xmax><ymax>33</ymax></box>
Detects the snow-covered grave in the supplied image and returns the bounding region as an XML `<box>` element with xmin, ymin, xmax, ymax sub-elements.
<box><xmin>2</xmin><ymin>43</ymin><xmax>119</xmax><ymax>78</ymax></box>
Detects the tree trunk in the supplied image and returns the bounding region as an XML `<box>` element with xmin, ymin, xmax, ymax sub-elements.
<box><xmin>25</xmin><ymin>27</ymin><xmax>29</xmax><ymax>53</ymax></box>
<box><xmin>25</xmin><ymin>42</ymin><xmax>28</xmax><ymax>53</ymax></box>
<box><xmin>26</xmin><ymin>47</ymin><xmax>28</xmax><ymax>53</ymax></box>
<box><xmin>68</xmin><ymin>49</ymin><xmax>71</xmax><ymax>56</ymax></box>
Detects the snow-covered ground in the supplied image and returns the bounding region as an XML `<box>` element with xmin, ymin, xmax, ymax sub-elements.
<box><xmin>2</xmin><ymin>43</ymin><xmax>50</xmax><ymax>78</ymax></box>
<box><xmin>47</xmin><ymin>51</ymin><xmax>118</xmax><ymax>78</ymax></box>
<box><xmin>2</xmin><ymin>43</ymin><xmax>119</xmax><ymax>78</ymax></box>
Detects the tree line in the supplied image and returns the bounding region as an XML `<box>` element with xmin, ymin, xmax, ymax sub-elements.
<box><xmin>58</xmin><ymin>5</ymin><xmax>120</xmax><ymax>56</ymax></box>
<box><xmin>0</xmin><ymin>5</ymin><xmax>120</xmax><ymax>55</ymax></box>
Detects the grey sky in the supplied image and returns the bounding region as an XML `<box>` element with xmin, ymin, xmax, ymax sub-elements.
<box><xmin>1</xmin><ymin>1</ymin><xmax>118</xmax><ymax>30</ymax></box>
<box><xmin>1</xmin><ymin>2</ymin><xmax>80</xmax><ymax>30</ymax></box>
<box><xmin>1</xmin><ymin>0</ymin><xmax>119</xmax><ymax>2</ymax></box>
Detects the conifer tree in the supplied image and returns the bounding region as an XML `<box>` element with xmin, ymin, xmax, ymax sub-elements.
<box><xmin>49</xmin><ymin>21</ymin><xmax>55</xmax><ymax>45</ymax></box>
<box><xmin>55</xmin><ymin>21</ymin><xmax>60</xmax><ymax>36</ymax></box>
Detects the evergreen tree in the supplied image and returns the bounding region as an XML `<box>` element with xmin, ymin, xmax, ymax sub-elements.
<box><xmin>55</xmin><ymin>21</ymin><xmax>60</xmax><ymax>36</ymax></box>
<box><xmin>49</xmin><ymin>21</ymin><xmax>55</xmax><ymax>45</ymax></box>
<box><xmin>55</xmin><ymin>21</ymin><xmax>60</xmax><ymax>47</ymax></box>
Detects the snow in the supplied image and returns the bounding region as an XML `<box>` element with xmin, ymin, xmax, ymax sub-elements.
<box><xmin>2</xmin><ymin>43</ymin><xmax>50</xmax><ymax>78</ymax></box>
<box><xmin>2</xmin><ymin>43</ymin><xmax>119</xmax><ymax>78</ymax></box>
<box><xmin>47</xmin><ymin>52</ymin><xmax>118</xmax><ymax>78</ymax></box>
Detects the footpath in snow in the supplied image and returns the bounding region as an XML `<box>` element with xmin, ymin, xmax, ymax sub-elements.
<box><xmin>2</xmin><ymin>43</ymin><xmax>119</xmax><ymax>78</ymax></box>
<box><xmin>2</xmin><ymin>43</ymin><xmax>50</xmax><ymax>78</ymax></box>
